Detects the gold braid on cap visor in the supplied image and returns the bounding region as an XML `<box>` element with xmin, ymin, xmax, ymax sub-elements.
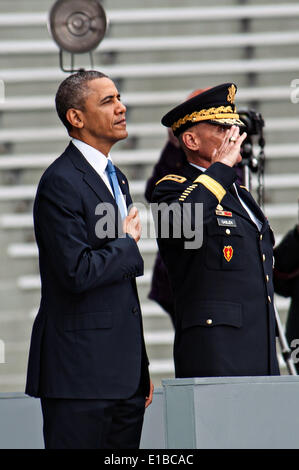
<box><xmin>171</xmin><ymin>105</ymin><xmax>241</xmax><ymax>132</ymax></box>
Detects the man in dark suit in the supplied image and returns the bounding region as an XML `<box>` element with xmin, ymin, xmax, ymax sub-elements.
<box><xmin>152</xmin><ymin>83</ymin><xmax>280</xmax><ymax>378</ymax></box>
<box><xmin>25</xmin><ymin>70</ymin><xmax>153</xmax><ymax>449</ymax></box>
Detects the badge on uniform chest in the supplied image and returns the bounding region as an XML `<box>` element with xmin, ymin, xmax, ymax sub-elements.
<box><xmin>217</xmin><ymin>217</ymin><xmax>237</xmax><ymax>227</ymax></box>
<box><xmin>215</xmin><ymin>203</ymin><xmax>232</xmax><ymax>217</ymax></box>
<box><xmin>215</xmin><ymin>210</ymin><xmax>233</xmax><ymax>217</ymax></box>
<box><xmin>223</xmin><ymin>245</ymin><xmax>234</xmax><ymax>262</ymax></box>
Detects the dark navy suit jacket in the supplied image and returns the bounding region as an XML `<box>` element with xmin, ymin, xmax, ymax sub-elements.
<box><xmin>25</xmin><ymin>142</ymin><xmax>149</xmax><ymax>399</ymax></box>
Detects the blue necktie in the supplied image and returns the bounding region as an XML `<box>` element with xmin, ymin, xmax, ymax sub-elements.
<box><xmin>106</xmin><ymin>160</ymin><xmax>127</xmax><ymax>219</ymax></box>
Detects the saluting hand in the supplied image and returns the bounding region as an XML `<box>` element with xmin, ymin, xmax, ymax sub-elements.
<box><xmin>123</xmin><ymin>206</ymin><xmax>142</xmax><ymax>243</ymax></box>
<box><xmin>212</xmin><ymin>125</ymin><xmax>247</xmax><ymax>168</ymax></box>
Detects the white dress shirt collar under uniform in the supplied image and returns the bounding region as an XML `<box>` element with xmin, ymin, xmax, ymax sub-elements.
<box><xmin>189</xmin><ymin>162</ymin><xmax>262</xmax><ymax>231</ymax></box>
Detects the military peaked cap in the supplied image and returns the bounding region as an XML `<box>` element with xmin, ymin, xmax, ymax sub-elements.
<box><xmin>161</xmin><ymin>83</ymin><xmax>244</xmax><ymax>137</ymax></box>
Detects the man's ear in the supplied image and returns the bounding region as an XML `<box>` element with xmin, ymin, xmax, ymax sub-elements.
<box><xmin>66</xmin><ymin>108</ymin><xmax>84</xmax><ymax>129</ymax></box>
<box><xmin>181</xmin><ymin>130</ymin><xmax>200</xmax><ymax>152</ymax></box>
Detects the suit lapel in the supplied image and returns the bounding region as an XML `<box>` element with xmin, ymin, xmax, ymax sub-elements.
<box><xmin>83</xmin><ymin>169</ymin><xmax>116</xmax><ymax>208</ymax></box>
<box><xmin>66</xmin><ymin>142</ymin><xmax>123</xmax><ymax>228</ymax></box>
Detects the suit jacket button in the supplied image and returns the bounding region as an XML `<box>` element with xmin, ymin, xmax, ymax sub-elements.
<box><xmin>132</xmin><ymin>307</ymin><xmax>138</xmax><ymax>315</ymax></box>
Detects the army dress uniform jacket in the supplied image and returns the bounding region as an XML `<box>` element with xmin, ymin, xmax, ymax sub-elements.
<box><xmin>152</xmin><ymin>161</ymin><xmax>280</xmax><ymax>378</ymax></box>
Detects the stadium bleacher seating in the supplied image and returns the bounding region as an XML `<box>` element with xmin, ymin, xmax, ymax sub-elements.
<box><xmin>0</xmin><ymin>0</ymin><xmax>299</xmax><ymax>391</ymax></box>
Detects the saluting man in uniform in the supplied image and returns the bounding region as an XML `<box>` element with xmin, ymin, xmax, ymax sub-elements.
<box><xmin>152</xmin><ymin>83</ymin><xmax>280</xmax><ymax>378</ymax></box>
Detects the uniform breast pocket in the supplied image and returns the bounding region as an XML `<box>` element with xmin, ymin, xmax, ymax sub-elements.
<box><xmin>204</xmin><ymin>220</ymin><xmax>245</xmax><ymax>271</ymax></box>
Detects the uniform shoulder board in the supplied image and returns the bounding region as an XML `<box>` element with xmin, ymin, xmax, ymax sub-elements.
<box><xmin>155</xmin><ymin>174</ymin><xmax>187</xmax><ymax>185</ymax></box>
<box><xmin>239</xmin><ymin>185</ymin><xmax>249</xmax><ymax>192</ymax></box>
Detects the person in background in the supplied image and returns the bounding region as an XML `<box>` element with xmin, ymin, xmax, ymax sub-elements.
<box><xmin>145</xmin><ymin>128</ymin><xmax>185</xmax><ymax>325</ymax></box>
<box><xmin>274</xmin><ymin>224</ymin><xmax>299</xmax><ymax>373</ymax></box>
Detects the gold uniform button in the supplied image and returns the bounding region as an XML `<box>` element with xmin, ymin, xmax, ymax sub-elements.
<box><xmin>225</xmin><ymin>229</ymin><xmax>231</xmax><ymax>235</ymax></box>
<box><xmin>266</xmin><ymin>275</ymin><xmax>269</xmax><ymax>282</ymax></box>
<box><xmin>262</xmin><ymin>254</ymin><xmax>266</xmax><ymax>262</ymax></box>
<box><xmin>206</xmin><ymin>319</ymin><xmax>213</xmax><ymax>325</ymax></box>
<box><xmin>260</xmin><ymin>234</ymin><xmax>263</xmax><ymax>241</ymax></box>
<box><xmin>268</xmin><ymin>296</ymin><xmax>271</xmax><ymax>303</ymax></box>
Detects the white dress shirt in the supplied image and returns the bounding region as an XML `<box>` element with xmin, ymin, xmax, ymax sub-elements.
<box><xmin>72</xmin><ymin>138</ymin><xmax>127</xmax><ymax>216</ymax></box>
<box><xmin>189</xmin><ymin>162</ymin><xmax>262</xmax><ymax>231</ymax></box>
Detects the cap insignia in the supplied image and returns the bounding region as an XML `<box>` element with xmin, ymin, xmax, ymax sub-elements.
<box><xmin>227</xmin><ymin>85</ymin><xmax>236</xmax><ymax>104</ymax></box>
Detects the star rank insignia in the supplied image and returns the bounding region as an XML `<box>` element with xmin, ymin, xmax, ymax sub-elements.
<box><xmin>223</xmin><ymin>245</ymin><xmax>233</xmax><ymax>262</ymax></box>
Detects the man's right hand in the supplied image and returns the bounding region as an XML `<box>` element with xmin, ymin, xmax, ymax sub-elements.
<box><xmin>212</xmin><ymin>125</ymin><xmax>247</xmax><ymax>168</ymax></box>
<box><xmin>123</xmin><ymin>207</ymin><xmax>142</xmax><ymax>243</ymax></box>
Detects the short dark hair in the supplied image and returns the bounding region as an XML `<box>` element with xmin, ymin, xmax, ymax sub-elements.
<box><xmin>55</xmin><ymin>70</ymin><xmax>108</xmax><ymax>132</ymax></box>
